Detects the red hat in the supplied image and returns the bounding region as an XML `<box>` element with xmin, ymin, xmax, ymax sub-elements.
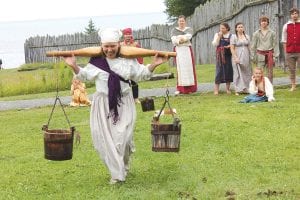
<box><xmin>122</xmin><ymin>28</ymin><xmax>132</xmax><ymax>35</ymax></box>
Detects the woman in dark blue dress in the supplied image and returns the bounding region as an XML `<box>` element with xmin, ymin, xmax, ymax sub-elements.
<box><xmin>212</xmin><ymin>23</ymin><xmax>233</xmax><ymax>95</ymax></box>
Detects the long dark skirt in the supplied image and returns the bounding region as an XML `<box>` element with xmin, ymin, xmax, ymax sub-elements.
<box><xmin>215</xmin><ymin>55</ymin><xmax>233</xmax><ymax>84</ymax></box>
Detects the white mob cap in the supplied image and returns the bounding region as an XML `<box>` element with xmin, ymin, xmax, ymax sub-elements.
<box><xmin>99</xmin><ymin>28</ymin><xmax>122</xmax><ymax>43</ymax></box>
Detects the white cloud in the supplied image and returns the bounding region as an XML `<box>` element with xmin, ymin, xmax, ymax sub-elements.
<box><xmin>1</xmin><ymin>0</ymin><xmax>166</xmax><ymax>22</ymax></box>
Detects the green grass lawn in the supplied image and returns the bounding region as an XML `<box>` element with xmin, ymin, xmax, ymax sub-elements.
<box><xmin>0</xmin><ymin>88</ymin><xmax>299</xmax><ymax>199</ymax></box>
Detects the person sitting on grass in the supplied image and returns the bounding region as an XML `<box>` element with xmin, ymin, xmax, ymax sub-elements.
<box><xmin>240</xmin><ymin>67</ymin><xmax>275</xmax><ymax>103</ymax></box>
<box><xmin>70</xmin><ymin>78</ymin><xmax>91</xmax><ymax>106</ymax></box>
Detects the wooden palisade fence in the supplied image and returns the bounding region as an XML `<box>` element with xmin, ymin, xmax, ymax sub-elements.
<box><xmin>24</xmin><ymin>32</ymin><xmax>100</xmax><ymax>64</ymax></box>
<box><xmin>24</xmin><ymin>0</ymin><xmax>299</xmax><ymax>66</ymax></box>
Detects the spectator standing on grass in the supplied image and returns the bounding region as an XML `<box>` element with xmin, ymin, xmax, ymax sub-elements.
<box><xmin>281</xmin><ymin>7</ymin><xmax>300</xmax><ymax>91</ymax></box>
<box><xmin>250</xmin><ymin>16</ymin><xmax>279</xmax><ymax>83</ymax></box>
<box><xmin>212</xmin><ymin>22</ymin><xmax>233</xmax><ymax>95</ymax></box>
<box><xmin>230</xmin><ymin>22</ymin><xmax>252</xmax><ymax>95</ymax></box>
<box><xmin>171</xmin><ymin>15</ymin><xmax>197</xmax><ymax>95</ymax></box>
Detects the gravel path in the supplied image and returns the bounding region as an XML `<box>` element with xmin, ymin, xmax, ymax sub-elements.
<box><xmin>0</xmin><ymin>77</ymin><xmax>298</xmax><ymax>111</ymax></box>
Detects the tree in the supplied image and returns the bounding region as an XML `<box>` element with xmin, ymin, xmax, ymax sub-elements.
<box><xmin>84</xmin><ymin>19</ymin><xmax>98</xmax><ymax>35</ymax></box>
<box><xmin>164</xmin><ymin>0</ymin><xmax>208</xmax><ymax>22</ymax></box>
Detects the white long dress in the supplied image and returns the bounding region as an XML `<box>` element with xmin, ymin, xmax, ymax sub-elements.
<box><xmin>171</xmin><ymin>27</ymin><xmax>197</xmax><ymax>93</ymax></box>
<box><xmin>230</xmin><ymin>34</ymin><xmax>252</xmax><ymax>93</ymax></box>
<box><xmin>75</xmin><ymin>57</ymin><xmax>152</xmax><ymax>181</ymax></box>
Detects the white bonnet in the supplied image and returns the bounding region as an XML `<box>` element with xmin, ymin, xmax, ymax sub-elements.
<box><xmin>99</xmin><ymin>28</ymin><xmax>122</xmax><ymax>43</ymax></box>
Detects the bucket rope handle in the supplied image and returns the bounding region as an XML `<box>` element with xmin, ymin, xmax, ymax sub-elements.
<box><xmin>153</xmin><ymin>89</ymin><xmax>180</xmax><ymax>128</ymax></box>
<box><xmin>155</xmin><ymin>89</ymin><xmax>175</xmax><ymax>120</ymax></box>
<box><xmin>46</xmin><ymin>95</ymin><xmax>72</xmax><ymax>128</ymax></box>
<box><xmin>45</xmin><ymin>58</ymin><xmax>73</xmax><ymax>131</ymax></box>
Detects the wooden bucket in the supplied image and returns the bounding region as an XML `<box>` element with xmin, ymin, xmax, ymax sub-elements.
<box><xmin>151</xmin><ymin>117</ymin><xmax>181</xmax><ymax>152</ymax></box>
<box><xmin>42</xmin><ymin>125</ymin><xmax>75</xmax><ymax>161</ymax></box>
<box><xmin>141</xmin><ymin>97</ymin><xmax>155</xmax><ymax>112</ymax></box>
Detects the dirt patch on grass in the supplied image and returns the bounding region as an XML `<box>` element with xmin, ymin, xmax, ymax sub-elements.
<box><xmin>225</xmin><ymin>190</ymin><xmax>236</xmax><ymax>200</ymax></box>
<box><xmin>257</xmin><ymin>189</ymin><xmax>294</xmax><ymax>197</ymax></box>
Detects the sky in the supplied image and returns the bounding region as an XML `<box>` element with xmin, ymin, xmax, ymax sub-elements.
<box><xmin>1</xmin><ymin>0</ymin><xmax>166</xmax><ymax>22</ymax></box>
<box><xmin>0</xmin><ymin>0</ymin><xmax>168</xmax><ymax>69</ymax></box>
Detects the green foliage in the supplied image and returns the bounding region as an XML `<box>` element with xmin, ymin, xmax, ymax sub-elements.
<box><xmin>0</xmin><ymin>62</ymin><xmax>75</xmax><ymax>97</ymax></box>
<box><xmin>0</xmin><ymin>89</ymin><xmax>299</xmax><ymax>199</ymax></box>
<box><xmin>164</xmin><ymin>0</ymin><xmax>208</xmax><ymax>21</ymax></box>
<box><xmin>143</xmin><ymin>57</ymin><xmax>170</xmax><ymax>74</ymax></box>
<box><xmin>153</xmin><ymin>64</ymin><xmax>169</xmax><ymax>74</ymax></box>
<box><xmin>18</xmin><ymin>62</ymin><xmax>54</xmax><ymax>71</ymax></box>
<box><xmin>0</xmin><ymin>81</ymin><xmax>3</xmax><ymax>97</ymax></box>
<box><xmin>84</xmin><ymin>19</ymin><xmax>98</xmax><ymax>35</ymax></box>
<box><xmin>76</xmin><ymin>57</ymin><xmax>90</xmax><ymax>66</ymax></box>
<box><xmin>0</xmin><ymin>58</ymin><xmax>96</xmax><ymax>98</ymax></box>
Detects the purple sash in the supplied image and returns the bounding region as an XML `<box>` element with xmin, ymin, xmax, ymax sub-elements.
<box><xmin>89</xmin><ymin>57</ymin><xmax>129</xmax><ymax>123</ymax></box>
